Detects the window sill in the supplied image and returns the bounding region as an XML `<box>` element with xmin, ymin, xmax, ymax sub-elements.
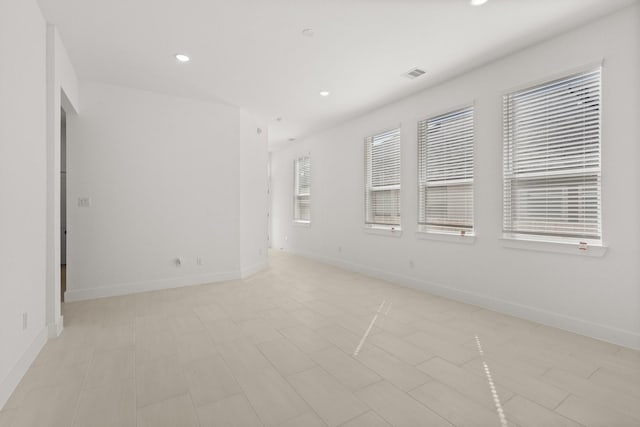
<box><xmin>416</xmin><ymin>231</ymin><xmax>476</xmax><ymax>244</ymax></box>
<box><xmin>500</xmin><ymin>236</ymin><xmax>608</xmax><ymax>257</ymax></box>
<box><xmin>292</xmin><ymin>221</ymin><xmax>311</xmax><ymax>228</ymax></box>
<box><xmin>363</xmin><ymin>225</ymin><xmax>403</xmax><ymax>237</ymax></box>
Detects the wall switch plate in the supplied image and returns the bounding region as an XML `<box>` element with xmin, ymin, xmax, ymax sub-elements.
<box><xmin>196</xmin><ymin>257</ymin><xmax>203</xmax><ymax>266</ymax></box>
<box><xmin>77</xmin><ymin>197</ymin><xmax>91</xmax><ymax>207</ymax></box>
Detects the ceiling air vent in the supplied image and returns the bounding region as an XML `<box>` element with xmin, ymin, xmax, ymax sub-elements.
<box><xmin>404</xmin><ymin>67</ymin><xmax>426</xmax><ymax>79</ymax></box>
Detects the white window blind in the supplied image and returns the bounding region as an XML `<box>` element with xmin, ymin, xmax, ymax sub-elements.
<box><xmin>418</xmin><ymin>106</ymin><xmax>474</xmax><ymax>234</ymax></box>
<box><xmin>294</xmin><ymin>156</ymin><xmax>311</xmax><ymax>223</ymax></box>
<box><xmin>365</xmin><ymin>128</ymin><xmax>401</xmax><ymax>226</ymax></box>
<box><xmin>503</xmin><ymin>68</ymin><xmax>601</xmax><ymax>242</ymax></box>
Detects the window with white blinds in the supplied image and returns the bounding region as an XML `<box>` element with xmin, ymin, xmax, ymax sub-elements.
<box><xmin>503</xmin><ymin>68</ymin><xmax>601</xmax><ymax>242</ymax></box>
<box><xmin>293</xmin><ymin>156</ymin><xmax>311</xmax><ymax>223</ymax></box>
<box><xmin>364</xmin><ymin>128</ymin><xmax>401</xmax><ymax>227</ymax></box>
<box><xmin>418</xmin><ymin>106</ymin><xmax>474</xmax><ymax>234</ymax></box>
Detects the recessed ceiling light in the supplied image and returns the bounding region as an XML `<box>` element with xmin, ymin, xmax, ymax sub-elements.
<box><xmin>319</xmin><ymin>91</ymin><xmax>330</xmax><ymax>97</ymax></box>
<box><xmin>470</xmin><ymin>0</ymin><xmax>488</xmax><ymax>5</ymax></box>
<box><xmin>302</xmin><ymin>28</ymin><xmax>314</xmax><ymax>37</ymax></box>
<box><xmin>175</xmin><ymin>54</ymin><xmax>190</xmax><ymax>62</ymax></box>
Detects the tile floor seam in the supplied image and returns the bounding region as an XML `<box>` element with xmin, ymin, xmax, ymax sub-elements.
<box><xmin>133</xmin><ymin>316</ymin><xmax>139</xmax><ymax>427</ymax></box>
<box><xmin>538</xmin><ymin>367</ymin><xmax>552</xmax><ymax>379</ymax></box>
<box><xmin>586</xmin><ymin>366</ymin><xmax>601</xmax><ymax>380</ymax></box>
<box><xmin>184</xmin><ymin>389</ymin><xmax>202</xmax><ymax>427</ymax></box>
<box><xmin>215</xmin><ymin>351</ymin><xmax>266</xmax><ymax>426</ymax></box>
<box><xmin>501</xmin><ymin>393</ymin><xmax>516</xmax><ymax>405</ymax></box>
<box><xmin>552</xmin><ymin>392</ymin><xmax>572</xmax><ymax>411</ymax></box>
<box><xmin>69</xmin><ymin>346</ymin><xmax>93</xmax><ymax>427</ymax></box>
<box><xmin>417</xmin><ymin>358</ymin><xmax>511</xmax><ymax>413</ymax></box>
<box><xmin>320</xmin><ymin>344</ymin><xmax>377</xmax><ymax>381</ymax></box>
<box><xmin>282</xmin><ymin>364</ymin><xmax>364</xmax><ymax>426</ymax></box>
<box><xmin>179</xmin><ymin>334</ymin><xmax>206</xmax><ymax>427</ymax></box>
<box><xmin>363</xmin><ymin>380</ymin><xmax>456</xmax><ymax>427</ymax></box>
<box><xmin>133</xmin><ymin>363</ymin><xmax>189</xmax><ymax>410</ymax></box>
<box><xmin>335</xmin><ymin>408</ymin><xmax>384</xmax><ymax>427</ymax></box>
<box><xmin>551</xmin><ymin>397</ymin><xmax>591</xmax><ymax>427</ymax></box>
<box><xmin>271</xmin><ymin>402</ymin><xmax>322</xmax><ymax>427</ymax></box>
<box><xmin>407</xmin><ymin>390</ymin><xmax>490</xmax><ymax>427</ymax></box>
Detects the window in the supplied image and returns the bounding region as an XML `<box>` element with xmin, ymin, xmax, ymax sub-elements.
<box><xmin>418</xmin><ymin>106</ymin><xmax>474</xmax><ymax>235</ymax></box>
<box><xmin>503</xmin><ymin>68</ymin><xmax>601</xmax><ymax>243</ymax></box>
<box><xmin>293</xmin><ymin>156</ymin><xmax>311</xmax><ymax>223</ymax></box>
<box><xmin>364</xmin><ymin>128</ymin><xmax>401</xmax><ymax>227</ymax></box>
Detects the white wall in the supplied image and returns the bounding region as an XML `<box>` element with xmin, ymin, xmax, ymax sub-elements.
<box><xmin>239</xmin><ymin>111</ymin><xmax>269</xmax><ymax>277</ymax></box>
<box><xmin>65</xmin><ymin>82</ymin><xmax>243</xmax><ymax>300</ymax></box>
<box><xmin>271</xmin><ymin>6</ymin><xmax>640</xmax><ymax>349</ymax></box>
<box><xmin>0</xmin><ymin>0</ymin><xmax>49</xmax><ymax>409</ymax></box>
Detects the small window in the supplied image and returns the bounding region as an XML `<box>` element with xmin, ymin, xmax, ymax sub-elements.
<box><xmin>418</xmin><ymin>106</ymin><xmax>474</xmax><ymax>235</ymax></box>
<box><xmin>503</xmin><ymin>68</ymin><xmax>602</xmax><ymax>243</ymax></box>
<box><xmin>293</xmin><ymin>156</ymin><xmax>311</xmax><ymax>223</ymax></box>
<box><xmin>364</xmin><ymin>128</ymin><xmax>401</xmax><ymax>227</ymax></box>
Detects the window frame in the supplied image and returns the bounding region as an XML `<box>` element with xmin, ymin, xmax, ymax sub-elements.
<box><xmin>501</xmin><ymin>66</ymin><xmax>603</xmax><ymax>248</ymax></box>
<box><xmin>417</xmin><ymin>104</ymin><xmax>475</xmax><ymax>238</ymax></box>
<box><xmin>293</xmin><ymin>155</ymin><xmax>311</xmax><ymax>224</ymax></box>
<box><xmin>363</xmin><ymin>126</ymin><xmax>402</xmax><ymax>231</ymax></box>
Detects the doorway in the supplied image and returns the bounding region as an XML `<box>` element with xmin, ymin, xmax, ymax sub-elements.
<box><xmin>60</xmin><ymin>108</ymin><xmax>67</xmax><ymax>302</ymax></box>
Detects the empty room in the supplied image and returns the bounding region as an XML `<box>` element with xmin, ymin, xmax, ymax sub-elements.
<box><xmin>1</xmin><ymin>0</ymin><xmax>639</xmax><ymax>426</ymax></box>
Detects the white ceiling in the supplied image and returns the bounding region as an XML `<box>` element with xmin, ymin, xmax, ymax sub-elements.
<box><xmin>37</xmin><ymin>0</ymin><xmax>637</xmax><ymax>148</ymax></box>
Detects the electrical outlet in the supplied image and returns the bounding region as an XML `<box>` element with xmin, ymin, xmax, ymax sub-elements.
<box><xmin>77</xmin><ymin>197</ymin><xmax>91</xmax><ymax>207</ymax></box>
<box><xmin>22</xmin><ymin>312</ymin><xmax>28</xmax><ymax>330</ymax></box>
<box><xmin>196</xmin><ymin>257</ymin><xmax>203</xmax><ymax>266</ymax></box>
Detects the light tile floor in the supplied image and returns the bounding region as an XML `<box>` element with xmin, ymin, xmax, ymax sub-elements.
<box><xmin>1</xmin><ymin>251</ymin><xmax>639</xmax><ymax>427</ymax></box>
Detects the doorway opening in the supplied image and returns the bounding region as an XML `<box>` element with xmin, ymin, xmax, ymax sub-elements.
<box><xmin>60</xmin><ymin>107</ymin><xmax>67</xmax><ymax>302</ymax></box>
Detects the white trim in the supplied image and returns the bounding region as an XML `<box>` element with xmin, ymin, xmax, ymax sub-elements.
<box><xmin>364</xmin><ymin>123</ymin><xmax>403</xmax><ymax>141</ymax></box>
<box><xmin>45</xmin><ymin>25</ymin><xmax>80</xmax><ymax>358</ymax></box>
<box><xmin>64</xmin><ymin>271</ymin><xmax>241</xmax><ymax>302</ymax></box>
<box><xmin>287</xmin><ymin>248</ymin><xmax>639</xmax><ymax>350</ymax></box>
<box><xmin>240</xmin><ymin>260</ymin><xmax>269</xmax><ymax>279</ymax></box>
<box><xmin>0</xmin><ymin>327</ymin><xmax>48</xmax><ymax>410</ymax></box>
<box><xmin>500</xmin><ymin>237</ymin><xmax>608</xmax><ymax>257</ymax></box>
<box><xmin>416</xmin><ymin>231</ymin><xmax>476</xmax><ymax>244</ymax></box>
<box><xmin>292</xmin><ymin>220</ymin><xmax>311</xmax><ymax>228</ymax></box>
<box><xmin>416</xmin><ymin>100</ymin><xmax>476</xmax><ymax>125</ymax></box>
<box><xmin>500</xmin><ymin>59</ymin><xmax>604</xmax><ymax>97</ymax></box>
<box><xmin>47</xmin><ymin>315</ymin><xmax>64</xmax><ymax>338</ymax></box>
<box><xmin>363</xmin><ymin>226</ymin><xmax>403</xmax><ymax>237</ymax></box>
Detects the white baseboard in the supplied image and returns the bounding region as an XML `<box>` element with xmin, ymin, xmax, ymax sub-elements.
<box><xmin>289</xmin><ymin>248</ymin><xmax>640</xmax><ymax>350</ymax></box>
<box><xmin>64</xmin><ymin>270</ymin><xmax>241</xmax><ymax>302</ymax></box>
<box><xmin>240</xmin><ymin>260</ymin><xmax>269</xmax><ymax>279</ymax></box>
<box><xmin>0</xmin><ymin>327</ymin><xmax>48</xmax><ymax>410</ymax></box>
<box><xmin>47</xmin><ymin>315</ymin><xmax>63</xmax><ymax>338</ymax></box>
